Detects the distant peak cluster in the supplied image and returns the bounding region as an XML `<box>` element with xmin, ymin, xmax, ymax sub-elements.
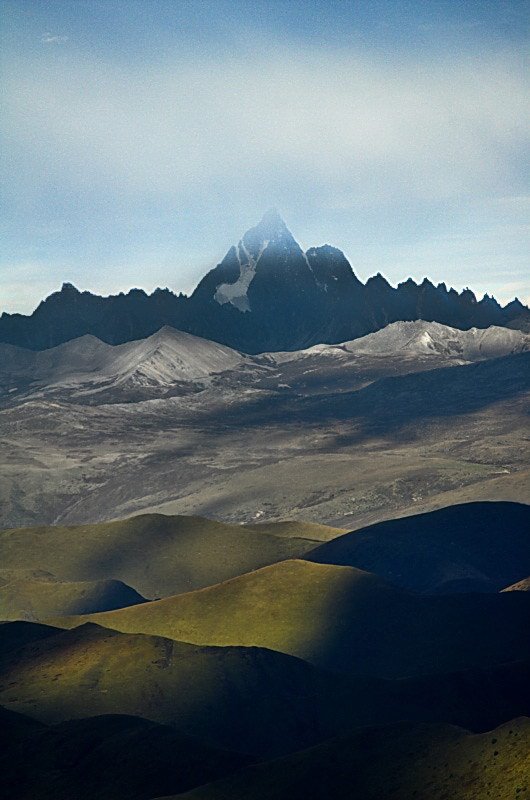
<box><xmin>1</xmin><ymin>213</ymin><xmax>528</xmax><ymax>352</ymax></box>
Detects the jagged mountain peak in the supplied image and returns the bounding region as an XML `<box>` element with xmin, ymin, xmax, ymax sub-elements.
<box><xmin>61</xmin><ymin>282</ymin><xmax>80</xmax><ymax>293</ymax></box>
<box><xmin>365</xmin><ymin>273</ymin><xmax>393</xmax><ymax>290</ymax></box>
<box><xmin>253</xmin><ymin>208</ymin><xmax>290</xmax><ymax>239</ymax></box>
<box><xmin>239</xmin><ymin>209</ymin><xmax>299</xmax><ymax>260</ymax></box>
<box><xmin>40</xmin><ymin>282</ymin><xmax>82</xmax><ymax>305</ymax></box>
<box><xmin>505</xmin><ymin>298</ymin><xmax>526</xmax><ymax>312</ymax></box>
<box><xmin>306</xmin><ymin>244</ymin><xmax>344</xmax><ymax>258</ymax></box>
<box><xmin>193</xmin><ymin>211</ymin><xmax>308</xmax><ymax>315</ymax></box>
<box><xmin>195</xmin><ymin>212</ymin><xmax>366</xmax><ymax>321</ymax></box>
<box><xmin>2</xmin><ymin>212</ymin><xmax>530</xmax><ymax>353</ymax></box>
<box><xmin>306</xmin><ymin>245</ymin><xmax>363</xmax><ymax>290</ymax></box>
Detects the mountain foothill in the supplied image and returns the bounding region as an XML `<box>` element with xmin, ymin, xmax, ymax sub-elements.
<box><xmin>1</xmin><ymin>212</ymin><xmax>529</xmax><ymax>799</ymax></box>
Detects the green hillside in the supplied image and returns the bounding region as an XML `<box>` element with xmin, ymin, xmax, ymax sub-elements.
<box><xmin>0</xmin><ymin>514</ymin><xmax>342</xmax><ymax>598</ymax></box>
<box><xmin>1</xmin><ymin>618</ymin><xmax>529</xmax><ymax>758</ymax></box>
<box><xmin>54</xmin><ymin>559</ymin><xmax>530</xmax><ymax>678</ymax></box>
<box><xmin>0</xmin><ymin>576</ymin><xmax>145</xmax><ymax>620</ymax></box>
<box><xmin>243</xmin><ymin>520</ymin><xmax>342</xmax><ymax>540</ymax></box>
<box><xmin>172</xmin><ymin>718</ymin><xmax>530</xmax><ymax>800</ymax></box>
<box><xmin>0</xmin><ymin>707</ymin><xmax>248</xmax><ymax>800</ymax></box>
<box><xmin>0</xmin><ymin>621</ymin><xmax>369</xmax><ymax>758</ymax></box>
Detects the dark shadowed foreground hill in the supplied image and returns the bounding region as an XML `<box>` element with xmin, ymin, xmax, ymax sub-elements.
<box><xmin>307</xmin><ymin>501</ymin><xmax>530</xmax><ymax>593</ymax></box>
<box><xmin>1</xmin><ymin>621</ymin><xmax>529</xmax><ymax>761</ymax></box>
<box><xmin>0</xmin><ymin>707</ymin><xmax>248</xmax><ymax>800</ymax></box>
<box><xmin>0</xmin><ymin>620</ymin><xmax>62</xmax><ymax>655</ymax></box>
<box><xmin>0</xmin><ymin>621</ymin><xmax>369</xmax><ymax>758</ymax></box>
<box><xmin>172</xmin><ymin>717</ymin><xmax>530</xmax><ymax>800</ymax></box>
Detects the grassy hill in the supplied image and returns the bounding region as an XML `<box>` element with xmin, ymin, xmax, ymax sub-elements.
<box><xmin>172</xmin><ymin>717</ymin><xmax>530</xmax><ymax>800</ymax></box>
<box><xmin>0</xmin><ymin>575</ymin><xmax>145</xmax><ymax>621</ymax></box>
<box><xmin>242</xmin><ymin>520</ymin><xmax>342</xmax><ymax>540</ymax></box>
<box><xmin>0</xmin><ymin>514</ymin><xmax>342</xmax><ymax>599</ymax></box>
<box><xmin>0</xmin><ymin>707</ymin><xmax>248</xmax><ymax>800</ymax></box>
<box><xmin>2</xmin><ymin>618</ymin><xmax>529</xmax><ymax>766</ymax></box>
<box><xmin>53</xmin><ymin>559</ymin><xmax>530</xmax><ymax>679</ymax></box>
<box><xmin>307</xmin><ymin>501</ymin><xmax>530</xmax><ymax>593</ymax></box>
<box><xmin>0</xmin><ymin>621</ymin><xmax>373</xmax><ymax>758</ymax></box>
<box><xmin>0</xmin><ymin>620</ymin><xmax>63</xmax><ymax>654</ymax></box>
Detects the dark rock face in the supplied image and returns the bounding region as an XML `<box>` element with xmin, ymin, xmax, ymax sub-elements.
<box><xmin>1</xmin><ymin>211</ymin><xmax>528</xmax><ymax>353</ymax></box>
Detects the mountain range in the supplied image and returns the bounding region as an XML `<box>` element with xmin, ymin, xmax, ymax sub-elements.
<box><xmin>1</xmin><ymin>319</ymin><xmax>528</xmax><ymax>406</ymax></box>
<box><xmin>1</xmin><ymin>210</ymin><xmax>529</xmax><ymax>353</ymax></box>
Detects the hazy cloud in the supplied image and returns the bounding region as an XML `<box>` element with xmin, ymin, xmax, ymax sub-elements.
<box><xmin>41</xmin><ymin>33</ymin><xmax>69</xmax><ymax>44</ymax></box>
<box><xmin>3</xmin><ymin>48</ymin><xmax>527</xmax><ymax>202</ymax></box>
<box><xmin>1</xmin><ymin>37</ymin><xmax>528</xmax><ymax>313</ymax></box>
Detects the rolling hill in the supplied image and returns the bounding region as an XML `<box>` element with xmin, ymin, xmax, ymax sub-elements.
<box><xmin>273</xmin><ymin>319</ymin><xmax>530</xmax><ymax>367</ymax></box>
<box><xmin>0</xmin><ymin>514</ymin><xmax>342</xmax><ymax>599</ymax></box>
<box><xmin>0</xmin><ymin>707</ymin><xmax>248</xmax><ymax>800</ymax></box>
<box><xmin>54</xmin><ymin>559</ymin><xmax>530</xmax><ymax>679</ymax></box>
<box><xmin>0</xmin><ymin>621</ymin><xmax>367</xmax><ymax>757</ymax></box>
<box><xmin>172</xmin><ymin>717</ymin><xmax>530</xmax><ymax>800</ymax></box>
<box><xmin>338</xmin><ymin>320</ymin><xmax>530</xmax><ymax>359</ymax></box>
<box><xmin>2</xmin><ymin>619</ymin><xmax>529</xmax><ymax>763</ymax></box>
<box><xmin>0</xmin><ymin>575</ymin><xmax>145</xmax><ymax>621</ymax></box>
<box><xmin>307</xmin><ymin>501</ymin><xmax>530</xmax><ymax>593</ymax></box>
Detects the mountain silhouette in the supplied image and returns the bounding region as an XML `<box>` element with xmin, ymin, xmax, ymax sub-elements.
<box><xmin>1</xmin><ymin>212</ymin><xmax>528</xmax><ymax>352</ymax></box>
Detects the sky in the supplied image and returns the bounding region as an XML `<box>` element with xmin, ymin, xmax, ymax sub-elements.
<box><xmin>1</xmin><ymin>0</ymin><xmax>529</xmax><ymax>315</ymax></box>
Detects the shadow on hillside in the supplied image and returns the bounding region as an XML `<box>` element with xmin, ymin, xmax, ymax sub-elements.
<box><xmin>302</xmin><ymin>572</ymin><xmax>530</xmax><ymax>733</ymax></box>
<box><xmin>1</xmin><ymin>589</ymin><xmax>530</xmax><ymax>763</ymax></box>
<box><xmin>307</xmin><ymin>501</ymin><xmax>530</xmax><ymax>593</ymax></box>
<box><xmin>196</xmin><ymin>352</ymin><xmax>530</xmax><ymax>444</ymax></box>
<box><xmin>298</xmin><ymin>573</ymin><xmax>530</xmax><ymax>680</ymax></box>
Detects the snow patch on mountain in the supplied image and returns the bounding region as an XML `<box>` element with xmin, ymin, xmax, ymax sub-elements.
<box><xmin>214</xmin><ymin>239</ymin><xmax>270</xmax><ymax>312</ymax></box>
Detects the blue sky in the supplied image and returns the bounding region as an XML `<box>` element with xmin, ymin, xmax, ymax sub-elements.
<box><xmin>1</xmin><ymin>0</ymin><xmax>529</xmax><ymax>314</ymax></box>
